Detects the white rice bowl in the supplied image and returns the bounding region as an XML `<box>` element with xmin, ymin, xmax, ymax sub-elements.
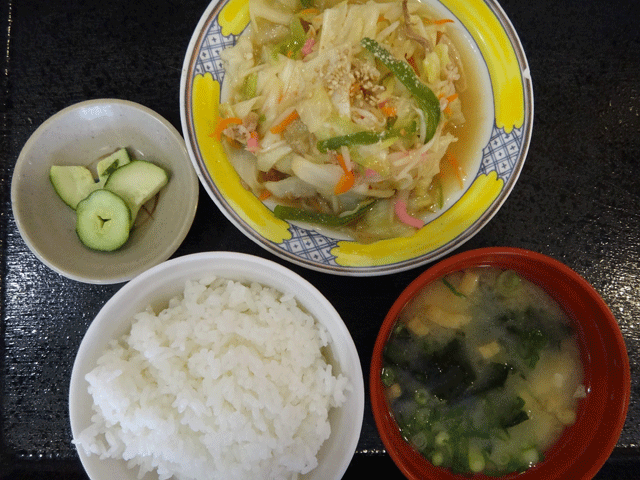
<box><xmin>69</xmin><ymin>252</ymin><xmax>364</xmax><ymax>480</ymax></box>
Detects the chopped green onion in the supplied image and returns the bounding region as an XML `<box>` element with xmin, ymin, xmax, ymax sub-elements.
<box><xmin>468</xmin><ymin>445</ymin><xmax>486</xmax><ymax>473</ymax></box>
<box><xmin>414</xmin><ymin>388</ymin><xmax>429</xmax><ymax>405</ymax></box>
<box><xmin>495</xmin><ymin>270</ymin><xmax>522</xmax><ymax>297</ymax></box>
<box><xmin>432</xmin><ymin>451</ymin><xmax>445</xmax><ymax>466</ymax></box>
<box><xmin>443</xmin><ymin>278</ymin><xmax>466</xmax><ymax>297</ymax></box>
<box><xmin>381</xmin><ymin>366</ymin><xmax>396</xmax><ymax>386</ymax></box>
<box><xmin>411</xmin><ymin>431</ymin><xmax>429</xmax><ymax>450</ymax></box>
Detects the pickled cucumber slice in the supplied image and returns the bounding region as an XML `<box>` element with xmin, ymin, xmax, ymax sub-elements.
<box><xmin>96</xmin><ymin>147</ymin><xmax>131</xmax><ymax>181</ymax></box>
<box><xmin>104</xmin><ymin>160</ymin><xmax>169</xmax><ymax>226</ymax></box>
<box><xmin>75</xmin><ymin>189</ymin><xmax>131</xmax><ymax>251</ymax></box>
<box><xmin>50</xmin><ymin>148</ymin><xmax>132</xmax><ymax>210</ymax></box>
<box><xmin>49</xmin><ymin>165</ymin><xmax>101</xmax><ymax>210</ymax></box>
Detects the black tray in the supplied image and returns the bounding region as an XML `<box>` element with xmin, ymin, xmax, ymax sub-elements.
<box><xmin>1</xmin><ymin>0</ymin><xmax>639</xmax><ymax>478</ymax></box>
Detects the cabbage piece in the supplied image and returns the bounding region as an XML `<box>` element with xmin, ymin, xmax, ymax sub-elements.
<box><xmin>220</xmin><ymin>36</ymin><xmax>256</xmax><ymax>94</ymax></box>
<box><xmin>423</xmin><ymin>50</ymin><xmax>441</xmax><ymax>85</ymax></box>
<box><xmin>274</xmin><ymin>154</ymin><xmax>294</xmax><ymax>175</ymax></box>
<box><xmin>227</xmin><ymin>97</ymin><xmax>261</xmax><ymax>121</ymax></box>
<box><xmin>317</xmin><ymin>2</ymin><xmax>349</xmax><ymax>53</ymax></box>
<box><xmin>252</xmin><ymin>22</ymin><xmax>290</xmax><ymax>47</ymax></box>
<box><xmin>297</xmin><ymin>87</ymin><xmax>334</xmax><ymax>134</ymax></box>
<box><xmin>258</xmin><ymin>71</ymin><xmax>285</xmax><ymax>122</ymax></box>
<box><xmin>291</xmin><ymin>156</ymin><xmax>342</xmax><ymax>197</ymax></box>
<box><xmin>256</xmin><ymin>143</ymin><xmax>294</xmax><ymax>172</ymax></box>
<box><xmin>350</xmin><ymin>183</ymin><xmax>395</xmax><ymax>198</ymax></box>
<box><xmin>446</xmin><ymin>96</ymin><xmax>465</xmax><ymax>125</ymax></box>
<box><xmin>265</xmin><ymin>176</ymin><xmax>317</xmax><ymax>198</ymax></box>
<box><xmin>250</xmin><ymin>0</ymin><xmax>295</xmax><ymax>27</ymax></box>
<box><xmin>439</xmin><ymin>33</ymin><xmax>467</xmax><ymax>91</ymax></box>
<box><xmin>318</xmin><ymin>1</ymin><xmax>388</xmax><ymax>53</ymax></box>
<box><xmin>355</xmin><ymin>198</ymin><xmax>417</xmax><ymax>241</ymax></box>
<box><xmin>353</xmin><ymin>141</ymin><xmax>394</xmax><ymax>177</ymax></box>
<box><xmin>278</xmin><ymin>57</ymin><xmax>304</xmax><ymax>103</ymax></box>
<box><xmin>423</xmin><ymin>43</ymin><xmax>452</xmax><ymax>85</ymax></box>
<box><xmin>223</xmin><ymin>143</ymin><xmax>260</xmax><ymax>192</ymax></box>
<box><xmin>313</xmin><ymin>113</ymin><xmax>365</xmax><ymax>142</ymax></box>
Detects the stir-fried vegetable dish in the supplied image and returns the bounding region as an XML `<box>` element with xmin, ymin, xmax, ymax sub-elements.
<box><xmin>218</xmin><ymin>0</ymin><xmax>468</xmax><ymax>242</ymax></box>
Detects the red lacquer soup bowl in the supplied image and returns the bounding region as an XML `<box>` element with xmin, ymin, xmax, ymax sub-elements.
<box><xmin>370</xmin><ymin>247</ymin><xmax>630</xmax><ymax>480</ymax></box>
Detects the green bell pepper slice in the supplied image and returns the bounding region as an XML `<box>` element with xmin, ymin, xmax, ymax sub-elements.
<box><xmin>317</xmin><ymin>121</ymin><xmax>417</xmax><ymax>153</ymax></box>
<box><xmin>361</xmin><ymin>37</ymin><xmax>441</xmax><ymax>143</ymax></box>
<box><xmin>273</xmin><ymin>200</ymin><xmax>375</xmax><ymax>227</ymax></box>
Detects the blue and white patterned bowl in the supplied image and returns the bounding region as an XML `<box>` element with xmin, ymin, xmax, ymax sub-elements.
<box><xmin>180</xmin><ymin>0</ymin><xmax>533</xmax><ymax>276</ymax></box>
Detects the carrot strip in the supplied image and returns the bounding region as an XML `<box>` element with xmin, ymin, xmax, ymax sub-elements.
<box><xmin>298</xmin><ymin>8</ymin><xmax>320</xmax><ymax>16</ymax></box>
<box><xmin>429</xmin><ymin>18</ymin><xmax>454</xmax><ymax>25</ymax></box>
<box><xmin>336</xmin><ymin>154</ymin><xmax>349</xmax><ymax>173</ymax></box>
<box><xmin>381</xmin><ymin>104</ymin><xmax>397</xmax><ymax>117</ymax></box>
<box><xmin>258</xmin><ymin>190</ymin><xmax>272</xmax><ymax>200</ymax></box>
<box><xmin>334</xmin><ymin>153</ymin><xmax>355</xmax><ymax>194</ymax></box>
<box><xmin>443</xmin><ymin>94</ymin><xmax>458</xmax><ymax>117</ymax></box>
<box><xmin>210</xmin><ymin>117</ymin><xmax>242</xmax><ymax>140</ymax></box>
<box><xmin>270</xmin><ymin>110</ymin><xmax>299</xmax><ymax>134</ymax></box>
<box><xmin>334</xmin><ymin>170</ymin><xmax>355</xmax><ymax>194</ymax></box>
<box><xmin>446</xmin><ymin>152</ymin><xmax>465</xmax><ymax>189</ymax></box>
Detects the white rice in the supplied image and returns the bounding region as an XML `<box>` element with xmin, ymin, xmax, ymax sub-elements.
<box><xmin>74</xmin><ymin>276</ymin><xmax>351</xmax><ymax>480</ymax></box>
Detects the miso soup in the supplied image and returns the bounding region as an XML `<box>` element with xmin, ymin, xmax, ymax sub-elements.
<box><xmin>382</xmin><ymin>268</ymin><xmax>586</xmax><ymax>476</ymax></box>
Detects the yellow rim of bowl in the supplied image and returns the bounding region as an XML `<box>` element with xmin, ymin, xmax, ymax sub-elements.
<box><xmin>186</xmin><ymin>0</ymin><xmax>531</xmax><ymax>273</ymax></box>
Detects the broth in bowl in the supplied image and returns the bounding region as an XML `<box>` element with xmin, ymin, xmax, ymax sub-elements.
<box><xmin>381</xmin><ymin>267</ymin><xmax>585</xmax><ymax>476</ymax></box>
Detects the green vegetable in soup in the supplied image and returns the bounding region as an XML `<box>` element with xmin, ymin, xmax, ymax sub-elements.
<box><xmin>442</xmin><ymin>277</ymin><xmax>466</xmax><ymax>297</ymax></box>
<box><xmin>382</xmin><ymin>268</ymin><xmax>585</xmax><ymax>477</ymax></box>
<box><xmin>495</xmin><ymin>269</ymin><xmax>522</xmax><ymax>297</ymax></box>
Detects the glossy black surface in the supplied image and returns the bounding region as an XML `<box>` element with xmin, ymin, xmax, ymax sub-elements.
<box><xmin>1</xmin><ymin>0</ymin><xmax>639</xmax><ymax>478</ymax></box>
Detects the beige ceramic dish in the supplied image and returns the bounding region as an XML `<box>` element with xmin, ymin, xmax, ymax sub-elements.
<box><xmin>11</xmin><ymin>99</ymin><xmax>199</xmax><ymax>284</ymax></box>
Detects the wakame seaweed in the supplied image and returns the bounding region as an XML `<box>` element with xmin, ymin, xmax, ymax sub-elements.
<box><xmin>381</xmin><ymin>267</ymin><xmax>584</xmax><ymax>477</ymax></box>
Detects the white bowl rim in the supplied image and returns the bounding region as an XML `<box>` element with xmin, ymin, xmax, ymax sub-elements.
<box><xmin>69</xmin><ymin>251</ymin><xmax>365</xmax><ymax>480</ymax></box>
